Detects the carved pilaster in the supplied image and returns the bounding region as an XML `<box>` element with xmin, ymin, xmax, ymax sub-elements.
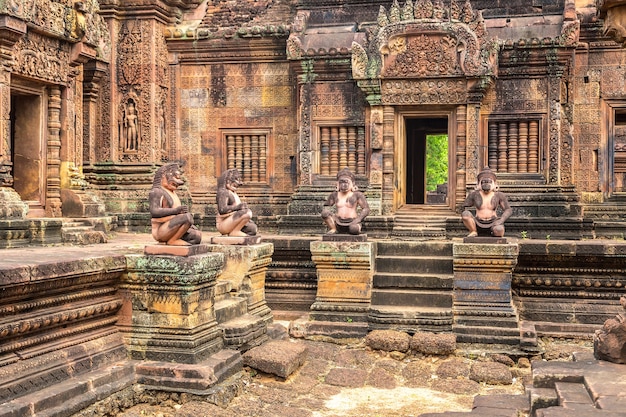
<box><xmin>382</xmin><ymin>105</ymin><xmax>395</xmax><ymax>215</ymax></box>
<box><xmin>455</xmin><ymin>104</ymin><xmax>467</xmax><ymax>211</ymax></box>
<box><xmin>83</xmin><ymin>60</ymin><xmax>109</xmax><ymax>167</ymax></box>
<box><xmin>46</xmin><ymin>86</ymin><xmax>63</xmax><ymax>217</ymax></box>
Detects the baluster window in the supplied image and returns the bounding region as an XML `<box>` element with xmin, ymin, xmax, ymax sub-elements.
<box><xmin>487</xmin><ymin>119</ymin><xmax>540</xmax><ymax>174</ymax></box>
<box><xmin>223</xmin><ymin>130</ymin><xmax>269</xmax><ymax>183</ymax></box>
<box><xmin>318</xmin><ymin>125</ymin><xmax>366</xmax><ymax>176</ymax></box>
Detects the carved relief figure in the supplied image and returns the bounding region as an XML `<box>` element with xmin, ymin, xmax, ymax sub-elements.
<box><xmin>216</xmin><ymin>168</ymin><xmax>257</xmax><ymax>237</ymax></box>
<box><xmin>462</xmin><ymin>167</ymin><xmax>512</xmax><ymax>237</ymax></box>
<box><xmin>149</xmin><ymin>163</ymin><xmax>201</xmax><ymax>246</ymax></box>
<box><xmin>123</xmin><ymin>99</ymin><xmax>139</xmax><ymax>151</ymax></box>
<box><xmin>321</xmin><ymin>168</ymin><xmax>370</xmax><ymax>235</ymax></box>
<box><xmin>157</xmin><ymin>102</ymin><xmax>166</xmax><ymax>151</ymax></box>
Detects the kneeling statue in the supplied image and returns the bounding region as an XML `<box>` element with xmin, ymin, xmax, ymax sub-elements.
<box><xmin>321</xmin><ymin>168</ymin><xmax>370</xmax><ymax>235</ymax></box>
<box><xmin>149</xmin><ymin>163</ymin><xmax>202</xmax><ymax>246</ymax></box>
<box><xmin>462</xmin><ymin>167</ymin><xmax>512</xmax><ymax>238</ymax></box>
<box><xmin>216</xmin><ymin>168</ymin><xmax>258</xmax><ymax>237</ymax></box>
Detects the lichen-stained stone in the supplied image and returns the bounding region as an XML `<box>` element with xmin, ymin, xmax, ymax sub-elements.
<box><xmin>243</xmin><ymin>340</ymin><xmax>307</xmax><ymax>379</ymax></box>
<box><xmin>120</xmin><ymin>252</ymin><xmax>225</xmax><ymax>363</ymax></box>
<box><xmin>206</xmin><ymin>242</ymin><xmax>274</xmax><ymax>324</ymax></box>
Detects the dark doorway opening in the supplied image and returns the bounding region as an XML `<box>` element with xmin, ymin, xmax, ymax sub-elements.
<box><xmin>406</xmin><ymin>117</ymin><xmax>448</xmax><ymax>204</ymax></box>
<box><xmin>11</xmin><ymin>91</ymin><xmax>45</xmax><ymax>214</ymax></box>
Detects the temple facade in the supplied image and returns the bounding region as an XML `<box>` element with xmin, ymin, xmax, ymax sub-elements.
<box><xmin>2</xmin><ymin>0</ymin><xmax>626</xmax><ymax>240</ymax></box>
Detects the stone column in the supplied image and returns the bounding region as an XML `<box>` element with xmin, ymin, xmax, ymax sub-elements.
<box><xmin>306</xmin><ymin>240</ymin><xmax>375</xmax><ymax>338</ymax></box>
<box><xmin>452</xmin><ymin>242</ymin><xmax>520</xmax><ymax>345</ymax></box>
<box><xmin>0</xmin><ymin>16</ymin><xmax>27</xmax><ymax>218</ymax></box>
<box><xmin>119</xmin><ymin>252</ymin><xmax>225</xmax><ymax>363</ymax></box>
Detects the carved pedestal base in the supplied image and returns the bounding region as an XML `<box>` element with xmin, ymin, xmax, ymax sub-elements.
<box><xmin>305</xmin><ymin>241</ymin><xmax>375</xmax><ymax>338</ymax></box>
<box><xmin>453</xmin><ymin>242</ymin><xmax>522</xmax><ymax>346</ymax></box>
<box><xmin>206</xmin><ymin>243</ymin><xmax>274</xmax><ymax>325</ymax></box>
<box><xmin>120</xmin><ymin>252</ymin><xmax>226</xmax><ymax>363</ymax></box>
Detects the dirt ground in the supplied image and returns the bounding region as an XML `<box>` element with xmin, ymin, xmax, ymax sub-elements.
<box><xmin>116</xmin><ymin>337</ymin><xmax>594</xmax><ymax>417</ymax></box>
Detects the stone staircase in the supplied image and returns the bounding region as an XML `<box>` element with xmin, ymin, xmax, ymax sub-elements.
<box><xmin>61</xmin><ymin>218</ymin><xmax>113</xmax><ymax>244</ymax></box>
<box><xmin>391</xmin><ymin>205</ymin><xmax>454</xmax><ymax>239</ymax></box>
<box><xmin>369</xmin><ymin>241</ymin><xmax>454</xmax><ymax>333</ymax></box>
<box><xmin>215</xmin><ymin>281</ymin><xmax>268</xmax><ymax>351</ymax></box>
<box><xmin>420</xmin><ymin>352</ymin><xmax>626</xmax><ymax>417</ymax></box>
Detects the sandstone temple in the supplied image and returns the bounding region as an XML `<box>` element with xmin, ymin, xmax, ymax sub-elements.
<box><xmin>3</xmin><ymin>0</ymin><xmax>626</xmax><ymax>416</ymax></box>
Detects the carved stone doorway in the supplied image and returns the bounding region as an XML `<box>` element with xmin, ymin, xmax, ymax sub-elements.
<box><xmin>405</xmin><ymin>117</ymin><xmax>448</xmax><ymax>205</ymax></box>
<box><xmin>11</xmin><ymin>87</ymin><xmax>46</xmax><ymax>217</ymax></box>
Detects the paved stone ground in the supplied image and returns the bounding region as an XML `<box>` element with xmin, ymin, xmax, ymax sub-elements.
<box><xmin>116</xmin><ymin>337</ymin><xmax>594</xmax><ymax>417</ymax></box>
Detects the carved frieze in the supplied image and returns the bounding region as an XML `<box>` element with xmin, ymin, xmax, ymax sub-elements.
<box><xmin>381</xmin><ymin>78</ymin><xmax>467</xmax><ymax>105</ymax></box>
<box><xmin>13</xmin><ymin>34</ymin><xmax>70</xmax><ymax>84</ymax></box>
<box><xmin>0</xmin><ymin>0</ymin><xmax>110</xmax><ymax>59</ymax></box>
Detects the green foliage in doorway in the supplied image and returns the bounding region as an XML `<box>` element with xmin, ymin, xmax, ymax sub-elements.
<box><xmin>426</xmin><ymin>134</ymin><xmax>448</xmax><ymax>191</ymax></box>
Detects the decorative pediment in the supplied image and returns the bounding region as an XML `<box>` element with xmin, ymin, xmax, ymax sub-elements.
<box><xmin>352</xmin><ymin>0</ymin><xmax>499</xmax><ymax>81</ymax></box>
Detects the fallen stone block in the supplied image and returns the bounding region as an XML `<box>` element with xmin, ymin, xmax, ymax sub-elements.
<box><xmin>365</xmin><ymin>329</ymin><xmax>410</xmax><ymax>352</ymax></box>
<box><xmin>410</xmin><ymin>332</ymin><xmax>456</xmax><ymax>355</ymax></box>
<box><xmin>242</xmin><ymin>340</ymin><xmax>307</xmax><ymax>379</ymax></box>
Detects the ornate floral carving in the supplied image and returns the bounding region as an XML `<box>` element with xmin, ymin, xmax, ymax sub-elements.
<box><xmin>13</xmin><ymin>34</ymin><xmax>70</xmax><ymax>84</ymax></box>
<box><xmin>352</xmin><ymin>0</ymin><xmax>498</xmax><ymax>107</ymax></box>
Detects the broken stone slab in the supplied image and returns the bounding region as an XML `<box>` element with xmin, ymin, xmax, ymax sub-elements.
<box><xmin>242</xmin><ymin>340</ymin><xmax>307</xmax><ymax>379</ymax></box>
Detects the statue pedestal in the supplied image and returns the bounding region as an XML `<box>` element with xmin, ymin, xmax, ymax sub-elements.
<box><xmin>206</xmin><ymin>242</ymin><xmax>274</xmax><ymax>325</ymax></box>
<box><xmin>120</xmin><ymin>252</ymin><xmax>226</xmax><ymax>363</ymax></box>
<box><xmin>453</xmin><ymin>242</ymin><xmax>521</xmax><ymax>345</ymax></box>
<box><xmin>305</xmin><ymin>240</ymin><xmax>375</xmax><ymax>338</ymax></box>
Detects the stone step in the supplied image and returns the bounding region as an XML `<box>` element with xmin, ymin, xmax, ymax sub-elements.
<box><xmin>453</xmin><ymin>316</ymin><xmax>520</xmax><ymax>328</ymax></box>
<box><xmin>371</xmin><ymin>288</ymin><xmax>453</xmax><ymax>308</ymax></box>
<box><xmin>376</xmin><ymin>255</ymin><xmax>453</xmax><ymax>274</ymax></box>
<box><xmin>454</xmin><ymin>331</ymin><xmax>520</xmax><ymax>345</ymax></box>
<box><xmin>214</xmin><ymin>281</ymin><xmax>234</xmax><ymax>300</ymax></box>
<box><xmin>376</xmin><ymin>240</ymin><xmax>453</xmax><ymax>257</ymax></box>
<box><xmin>373</xmin><ymin>272</ymin><xmax>453</xmax><ymax>289</ymax></box>
<box><xmin>454</xmin><ymin>325</ymin><xmax>520</xmax><ymax>337</ymax></box>
<box><xmin>215</xmin><ymin>297</ymin><xmax>248</xmax><ymax>324</ymax></box>
<box><xmin>369</xmin><ymin>305</ymin><xmax>453</xmax><ymax>333</ymax></box>
<box><xmin>0</xmin><ymin>362</ymin><xmax>134</xmax><ymax>417</ymax></box>
<box><xmin>528</xmin><ymin>386</ymin><xmax>559</xmax><ymax>414</ymax></box>
<box><xmin>219</xmin><ymin>314</ymin><xmax>268</xmax><ymax>351</ymax></box>
<box><xmin>554</xmin><ymin>382</ymin><xmax>595</xmax><ymax>408</ymax></box>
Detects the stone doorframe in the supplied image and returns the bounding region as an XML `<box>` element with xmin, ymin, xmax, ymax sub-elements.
<box><xmin>391</xmin><ymin>107</ymin><xmax>459</xmax><ymax>212</ymax></box>
<box><xmin>351</xmin><ymin>1</ymin><xmax>499</xmax><ymax>215</ymax></box>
